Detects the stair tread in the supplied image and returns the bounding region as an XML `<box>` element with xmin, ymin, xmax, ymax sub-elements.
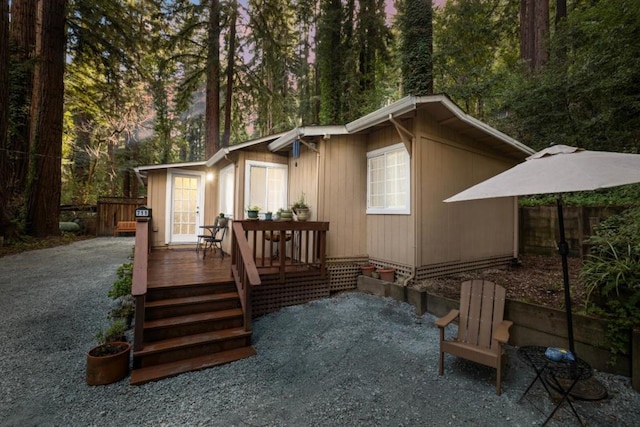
<box><xmin>134</xmin><ymin>327</ymin><xmax>251</xmax><ymax>356</ymax></box>
<box><xmin>148</xmin><ymin>279</ymin><xmax>235</xmax><ymax>289</ymax></box>
<box><xmin>145</xmin><ymin>292</ymin><xmax>239</xmax><ymax>308</ymax></box>
<box><xmin>130</xmin><ymin>346</ymin><xmax>256</xmax><ymax>385</ymax></box>
<box><xmin>144</xmin><ymin>308</ymin><xmax>243</xmax><ymax>329</ymax></box>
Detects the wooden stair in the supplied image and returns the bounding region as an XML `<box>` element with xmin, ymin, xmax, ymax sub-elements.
<box><xmin>131</xmin><ymin>280</ymin><xmax>256</xmax><ymax>385</ymax></box>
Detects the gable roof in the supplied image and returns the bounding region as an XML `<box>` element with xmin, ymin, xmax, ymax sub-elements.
<box><xmin>266</xmin><ymin>95</ymin><xmax>534</xmax><ymax>160</ymax></box>
<box><xmin>136</xmin><ymin>95</ymin><xmax>534</xmax><ymax>176</ymax></box>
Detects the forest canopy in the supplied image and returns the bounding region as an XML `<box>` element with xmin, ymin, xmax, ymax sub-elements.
<box><xmin>1</xmin><ymin>0</ymin><xmax>640</xmax><ymax>237</ymax></box>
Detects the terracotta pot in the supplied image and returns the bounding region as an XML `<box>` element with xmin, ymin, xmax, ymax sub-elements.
<box><xmin>378</xmin><ymin>268</ymin><xmax>395</xmax><ymax>282</ymax></box>
<box><xmin>86</xmin><ymin>341</ymin><xmax>131</xmax><ymax>385</ymax></box>
<box><xmin>360</xmin><ymin>264</ymin><xmax>375</xmax><ymax>277</ymax></box>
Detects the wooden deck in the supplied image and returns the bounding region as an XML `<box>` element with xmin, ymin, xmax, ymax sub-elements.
<box><xmin>147</xmin><ymin>248</ymin><xmax>233</xmax><ymax>288</ymax></box>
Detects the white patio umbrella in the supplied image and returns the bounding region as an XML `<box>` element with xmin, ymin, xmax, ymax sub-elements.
<box><xmin>444</xmin><ymin>145</ymin><xmax>640</xmax><ymax>355</ymax></box>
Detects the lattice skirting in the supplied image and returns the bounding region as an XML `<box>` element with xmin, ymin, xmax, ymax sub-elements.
<box><xmin>252</xmin><ymin>277</ymin><xmax>330</xmax><ymax>317</ymax></box>
<box><xmin>368</xmin><ymin>258</ymin><xmax>413</xmax><ymax>282</ymax></box>
<box><xmin>327</xmin><ymin>256</ymin><xmax>369</xmax><ymax>292</ymax></box>
<box><xmin>415</xmin><ymin>255</ymin><xmax>514</xmax><ymax>281</ymax></box>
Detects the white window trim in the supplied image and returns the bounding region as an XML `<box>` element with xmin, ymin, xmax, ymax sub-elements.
<box><xmin>244</xmin><ymin>160</ymin><xmax>288</xmax><ymax>217</ymax></box>
<box><xmin>366</xmin><ymin>143</ymin><xmax>411</xmax><ymax>215</ymax></box>
<box><xmin>218</xmin><ymin>164</ymin><xmax>235</xmax><ymax>219</ymax></box>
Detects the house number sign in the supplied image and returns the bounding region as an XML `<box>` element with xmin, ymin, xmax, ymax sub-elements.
<box><xmin>135</xmin><ymin>206</ymin><xmax>152</xmax><ymax>219</ymax></box>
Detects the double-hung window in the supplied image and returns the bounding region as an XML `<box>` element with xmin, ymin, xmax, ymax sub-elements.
<box><xmin>244</xmin><ymin>160</ymin><xmax>288</xmax><ymax>216</ymax></box>
<box><xmin>367</xmin><ymin>143</ymin><xmax>410</xmax><ymax>214</ymax></box>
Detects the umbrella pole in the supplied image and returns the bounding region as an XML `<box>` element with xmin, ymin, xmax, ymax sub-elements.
<box><xmin>557</xmin><ymin>195</ymin><xmax>576</xmax><ymax>355</ymax></box>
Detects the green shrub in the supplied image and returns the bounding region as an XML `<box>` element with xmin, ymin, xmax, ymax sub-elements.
<box><xmin>108</xmin><ymin>263</ymin><xmax>133</xmax><ymax>299</ymax></box>
<box><xmin>581</xmin><ymin>206</ymin><xmax>640</xmax><ymax>364</ymax></box>
<box><xmin>95</xmin><ymin>319</ymin><xmax>127</xmax><ymax>344</ymax></box>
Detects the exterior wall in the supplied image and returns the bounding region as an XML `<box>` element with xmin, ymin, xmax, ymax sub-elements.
<box><xmin>234</xmin><ymin>150</ymin><xmax>288</xmax><ymax>219</ymax></box>
<box><xmin>146</xmin><ymin>169</ymin><xmax>167</xmax><ymax>247</ymax></box>
<box><xmin>316</xmin><ymin>134</ymin><xmax>368</xmax><ymax>258</ymax></box>
<box><xmin>365</xmin><ymin>125</ymin><xmax>416</xmax><ymax>268</ymax></box>
<box><xmin>288</xmin><ymin>145</ymin><xmax>318</xmax><ymax>220</ymax></box>
<box><xmin>146</xmin><ymin>165</ymin><xmax>215</xmax><ymax>248</ymax></box>
<box><xmin>415</xmin><ymin>111</ymin><xmax>518</xmax><ymax>267</ymax></box>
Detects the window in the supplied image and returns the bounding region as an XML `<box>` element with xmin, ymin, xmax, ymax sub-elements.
<box><xmin>244</xmin><ymin>160</ymin><xmax>288</xmax><ymax>216</ymax></box>
<box><xmin>367</xmin><ymin>143</ymin><xmax>410</xmax><ymax>214</ymax></box>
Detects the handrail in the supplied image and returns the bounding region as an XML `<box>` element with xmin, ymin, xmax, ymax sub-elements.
<box><xmin>237</xmin><ymin>220</ymin><xmax>330</xmax><ymax>281</ymax></box>
<box><xmin>131</xmin><ymin>219</ymin><xmax>150</xmax><ymax>351</ymax></box>
<box><xmin>231</xmin><ymin>221</ymin><xmax>262</xmax><ymax>332</ymax></box>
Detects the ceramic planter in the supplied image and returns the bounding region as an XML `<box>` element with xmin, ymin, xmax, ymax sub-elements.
<box><xmin>247</xmin><ymin>210</ymin><xmax>259</xmax><ymax>219</ymax></box>
<box><xmin>294</xmin><ymin>208</ymin><xmax>310</xmax><ymax>221</ymax></box>
<box><xmin>86</xmin><ymin>341</ymin><xmax>131</xmax><ymax>385</ymax></box>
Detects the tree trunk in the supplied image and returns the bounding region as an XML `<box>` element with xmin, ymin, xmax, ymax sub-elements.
<box><xmin>556</xmin><ymin>0</ymin><xmax>567</xmax><ymax>26</ymax></box>
<box><xmin>205</xmin><ymin>0</ymin><xmax>221</xmax><ymax>158</ymax></box>
<box><xmin>8</xmin><ymin>0</ymin><xmax>37</xmax><ymax>196</ymax></box>
<box><xmin>222</xmin><ymin>0</ymin><xmax>237</xmax><ymax>149</ymax></box>
<box><xmin>25</xmin><ymin>0</ymin><xmax>67</xmax><ymax>237</ymax></box>
<box><xmin>0</xmin><ymin>0</ymin><xmax>9</xmax><ymax>231</ymax></box>
<box><xmin>520</xmin><ymin>0</ymin><xmax>549</xmax><ymax>71</ymax></box>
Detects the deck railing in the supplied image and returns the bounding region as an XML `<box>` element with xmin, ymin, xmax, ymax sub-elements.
<box><xmin>231</xmin><ymin>222</ymin><xmax>262</xmax><ymax>331</ymax></box>
<box><xmin>234</xmin><ymin>220</ymin><xmax>330</xmax><ymax>282</ymax></box>
<box><xmin>131</xmin><ymin>219</ymin><xmax>150</xmax><ymax>351</ymax></box>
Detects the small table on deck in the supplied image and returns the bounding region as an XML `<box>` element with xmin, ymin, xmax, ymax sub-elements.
<box><xmin>517</xmin><ymin>346</ymin><xmax>592</xmax><ymax>426</ymax></box>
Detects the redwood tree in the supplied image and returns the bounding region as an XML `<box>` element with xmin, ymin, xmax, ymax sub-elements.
<box><xmin>205</xmin><ymin>0</ymin><xmax>221</xmax><ymax>158</ymax></box>
<box><xmin>0</xmin><ymin>0</ymin><xmax>8</xmax><ymax>231</ymax></box>
<box><xmin>25</xmin><ymin>0</ymin><xmax>67</xmax><ymax>236</ymax></box>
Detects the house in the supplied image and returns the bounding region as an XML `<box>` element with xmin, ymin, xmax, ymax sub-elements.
<box><xmin>135</xmin><ymin>94</ymin><xmax>534</xmax><ymax>287</ymax></box>
<box><xmin>129</xmin><ymin>95</ymin><xmax>535</xmax><ymax>383</ymax></box>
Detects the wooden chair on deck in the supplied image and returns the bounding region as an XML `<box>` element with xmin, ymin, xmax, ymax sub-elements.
<box><xmin>435</xmin><ymin>280</ymin><xmax>512</xmax><ymax>395</ymax></box>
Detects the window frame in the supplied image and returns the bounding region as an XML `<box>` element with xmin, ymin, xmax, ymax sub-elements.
<box><xmin>244</xmin><ymin>160</ymin><xmax>288</xmax><ymax>217</ymax></box>
<box><xmin>218</xmin><ymin>163</ymin><xmax>235</xmax><ymax>218</ymax></box>
<box><xmin>366</xmin><ymin>143</ymin><xmax>411</xmax><ymax>215</ymax></box>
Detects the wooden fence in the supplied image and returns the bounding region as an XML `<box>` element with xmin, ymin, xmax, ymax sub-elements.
<box><xmin>97</xmin><ymin>197</ymin><xmax>147</xmax><ymax>236</ymax></box>
<box><xmin>519</xmin><ymin>205</ymin><xmax>628</xmax><ymax>257</ymax></box>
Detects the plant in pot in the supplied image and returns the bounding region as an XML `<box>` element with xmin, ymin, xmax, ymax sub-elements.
<box><xmin>264</xmin><ymin>211</ymin><xmax>273</xmax><ymax>220</ymax></box>
<box><xmin>360</xmin><ymin>263</ymin><xmax>375</xmax><ymax>277</ymax></box>
<box><xmin>292</xmin><ymin>194</ymin><xmax>310</xmax><ymax>221</ymax></box>
<box><xmin>278</xmin><ymin>207</ymin><xmax>293</xmax><ymax>221</ymax></box>
<box><xmin>86</xmin><ymin>319</ymin><xmax>131</xmax><ymax>385</ymax></box>
<box><xmin>218</xmin><ymin>213</ymin><xmax>229</xmax><ymax>227</ymax></box>
<box><xmin>247</xmin><ymin>206</ymin><xmax>260</xmax><ymax>219</ymax></box>
<box><xmin>378</xmin><ymin>266</ymin><xmax>396</xmax><ymax>282</ymax></box>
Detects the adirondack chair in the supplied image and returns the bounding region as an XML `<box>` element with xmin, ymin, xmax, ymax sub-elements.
<box><xmin>435</xmin><ymin>280</ymin><xmax>513</xmax><ymax>395</ymax></box>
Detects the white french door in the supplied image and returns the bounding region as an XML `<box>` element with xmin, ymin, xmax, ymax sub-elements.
<box><xmin>166</xmin><ymin>170</ymin><xmax>204</xmax><ymax>243</ymax></box>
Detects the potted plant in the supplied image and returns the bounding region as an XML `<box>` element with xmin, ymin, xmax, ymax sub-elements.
<box><xmin>378</xmin><ymin>266</ymin><xmax>396</xmax><ymax>282</ymax></box>
<box><xmin>264</xmin><ymin>211</ymin><xmax>273</xmax><ymax>220</ymax></box>
<box><xmin>278</xmin><ymin>207</ymin><xmax>293</xmax><ymax>221</ymax></box>
<box><xmin>247</xmin><ymin>206</ymin><xmax>260</xmax><ymax>219</ymax></box>
<box><xmin>86</xmin><ymin>319</ymin><xmax>131</xmax><ymax>385</ymax></box>
<box><xmin>360</xmin><ymin>263</ymin><xmax>375</xmax><ymax>277</ymax></box>
<box><xmin>218</xmin><ymin>213</ymin><xmax>229</xmax><ymax>227</ymax></box>
<box><xmin>292</xmin><ymin>194</ymin><xmax>310</xmax><ymax>221</ymax></box>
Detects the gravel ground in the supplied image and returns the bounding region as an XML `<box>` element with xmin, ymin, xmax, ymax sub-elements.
<box><xmin>0</xmin><ymin>237</ymin><xmax>638</xmax><ymax>426</ymax></box>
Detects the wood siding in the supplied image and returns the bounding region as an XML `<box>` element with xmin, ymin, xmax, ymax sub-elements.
<box><xmin>365</xmin><ymin>125</ymin><xmax>416</xmax><ymax>266</ymax></box>
<box><xmin>288</xmin><ymin>146</ymin><xmax>318</xmax><ymax>221</ymax></box>
<box><xmin>418</xmin><ymin>137</ymin><xmax>516</xmax><ymax>265</ymax></box>
<box><xmin>317</xmin><ymin>135</ymin><xmax>368</xmax><ymax>258</ymax></box>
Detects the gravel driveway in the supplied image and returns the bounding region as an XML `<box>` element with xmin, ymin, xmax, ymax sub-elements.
<box><xmin>0</xmin><ymin>237</ymin><xmax>638</xmax><ymax>426</ymax></box>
